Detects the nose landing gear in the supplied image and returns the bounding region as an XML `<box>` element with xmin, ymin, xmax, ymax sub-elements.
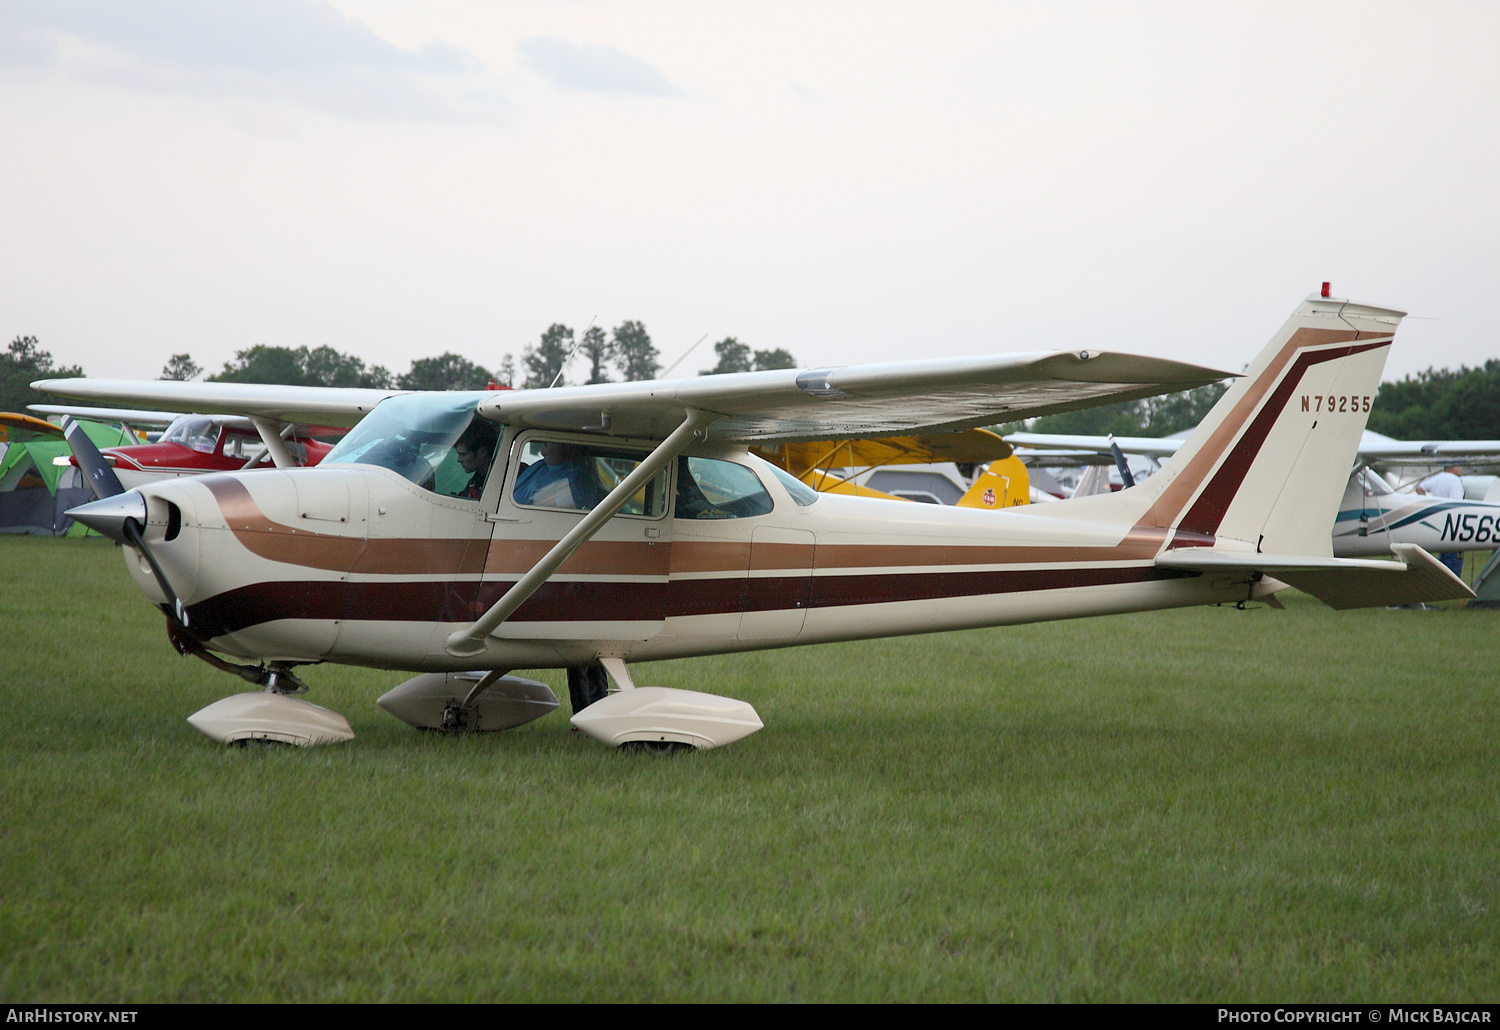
<box><xmin>186</xmin><ymin>689</ymin><xmax>355</xmax><ymax>747</ymax></box>
<box><xmin>177</xmin><ymin>638</ymin><xmax>352</xmax><ymax>746</ymax></box>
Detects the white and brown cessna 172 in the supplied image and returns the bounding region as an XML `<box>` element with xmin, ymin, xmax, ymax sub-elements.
<box><xmin>39</xmin><ymin>290</ymin><xmax>1472</xmax><ymax>751</ymax></box>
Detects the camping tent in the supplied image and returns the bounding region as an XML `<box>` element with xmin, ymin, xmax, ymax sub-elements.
<box><xmin>0</xmin><ymin>415</ymin><xmax>135</xmax><ymax>535</ymax></box>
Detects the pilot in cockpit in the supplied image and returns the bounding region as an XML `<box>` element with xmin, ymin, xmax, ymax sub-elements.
<box><xmin>453</xmin><ymin>419</ymin><xmax>498</xmax><ymax>500</ymax></box>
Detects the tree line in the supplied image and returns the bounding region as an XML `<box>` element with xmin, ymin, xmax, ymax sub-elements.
<box><xmin>0</xmin><ymin>336</ymin><xmax>81</xmax><ymax>414</ymax></box>
<box><xmin>1363</xmin><ymin>360</ymin><xmax>1500</xmax><ymax>440</ymax></box>
<box><xmin>159</xmin><ymin>321</ymin><xmax>799</xmax><ymax>391</ymax></box>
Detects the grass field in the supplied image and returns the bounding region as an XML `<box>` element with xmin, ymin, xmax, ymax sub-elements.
<box><xmin>1</xmin><ymin>535</ymin><xmax>1497</xmax><ymax>1002</ymax></box>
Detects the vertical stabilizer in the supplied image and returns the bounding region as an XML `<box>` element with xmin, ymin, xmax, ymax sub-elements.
<box><xmin>1131</xmin><ymin>293</ymin><xmax>1402</xmax><ymax>555</ymax></box>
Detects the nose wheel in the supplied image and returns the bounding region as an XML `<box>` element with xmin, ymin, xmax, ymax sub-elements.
<box><xmin>186</xmin><ymin>691</ymin><xmax>354</xmax><ymax>747</ymax></box>
<box><xmin>175</xmin><ymin>640</ymin><xmax>345</xmax><ymax>746</ymax></box>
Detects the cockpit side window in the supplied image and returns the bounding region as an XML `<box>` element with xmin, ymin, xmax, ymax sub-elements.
<box><xmin>222</xmin><ymin>432</ymin><xmax>251</xmax><ymax>460</ymax></box>
<box><xmin>219</xmin><ymin>431</ymin><xmax>307</xmax><ymax>464</ymax></box>
<box><xmin>512</xmin><ymin>438</ymin><xmax>667</xmax><ymax>517</ymax></box>
<box><xmin>675</xmin><ymin>456</ymin><xmax>774</xmax><ymax>519</ymax></box>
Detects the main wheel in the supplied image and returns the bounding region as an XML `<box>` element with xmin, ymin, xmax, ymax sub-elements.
<box><xmin>621</xmin><ymin>740</ymin><xmax>694</xmax><ymax>756</ymax></box>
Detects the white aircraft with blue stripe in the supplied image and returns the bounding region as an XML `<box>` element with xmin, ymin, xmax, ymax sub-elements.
<box><xmin>1010</xmin><ymin>432</ymin><xmax>1500</xmax><ymax>560</ymax></box>
<box><xmin>1333</xmin><ymin>467</ymin><xmax>1500</xmax><ymax>558</ymax></box>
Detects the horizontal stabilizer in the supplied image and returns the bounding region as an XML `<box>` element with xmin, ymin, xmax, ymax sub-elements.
<box><xmin>1157</xmin><ymin>543</ymin><xmax>1474</xmax><ymax>609</ymax></box>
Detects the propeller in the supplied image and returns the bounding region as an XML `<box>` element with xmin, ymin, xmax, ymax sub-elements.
<box><xmin>61</xmin><ymin>415</ymin><xmax>126</xmax><ymax>500</ymax></box>
<box><xmin>62</xmin><ymin>417</ymin><xmax>190</xmax><ymax>628</ymax></box>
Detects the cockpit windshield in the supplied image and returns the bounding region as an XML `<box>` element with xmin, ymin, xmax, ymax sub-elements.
<box><xmin>159</xmin><ymin>416</ymin><xmax>218</xmax><ymax>454</ymax></box>
<box><xmin>323</xmin><ymin>393</ymin><xmax>490</xmax><ymax>494</ymax></box>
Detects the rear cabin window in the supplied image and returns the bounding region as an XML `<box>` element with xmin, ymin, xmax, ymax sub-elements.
<box><xmin>764</xmin><ymin>463</ymin><xmax>821</xmax><ymax>507</ymax></box>
<box><xmin>675</xmin><ymin>456</ymin><xmax>774</xmax><ymax>520</ymax></box>
<box><xmin>219</xmin><ymin>432</ymin><xmax>307</xmax><ymax>463</ymax></box>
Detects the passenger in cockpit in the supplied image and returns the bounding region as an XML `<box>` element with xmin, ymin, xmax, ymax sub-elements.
<box><xmin>514</xmin><ymin>441</ymin><xmax>602</xmax><ymax>510</ymax></box>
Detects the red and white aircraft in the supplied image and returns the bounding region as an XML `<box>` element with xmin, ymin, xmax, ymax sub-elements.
<box><xmin>31</xmin><ymin>406</ymin><xmax>348</xmax><ymax>489</ymax></box>
<box><xmin>40</xmin><ymin>291</ymin><xmax>1470</xmax><ymax>751</ymax></box>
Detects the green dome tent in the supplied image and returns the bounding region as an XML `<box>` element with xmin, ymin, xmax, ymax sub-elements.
<box><xmin>0</xmin><ymin>415</ymin><xmax>136</xmax><ymax>536</ymax></box>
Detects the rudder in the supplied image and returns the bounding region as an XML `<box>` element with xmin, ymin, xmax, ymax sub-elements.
<box><xmin>1133</xmin><ymin>292</ymin><xmax>1403</xmax><ymax>556</ymax></box>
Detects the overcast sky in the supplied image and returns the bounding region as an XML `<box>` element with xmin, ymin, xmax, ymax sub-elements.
<box><xmin>3</xmin><ymin>0</ymin><xmax>1498</xmax><ymax>387</ymax></box>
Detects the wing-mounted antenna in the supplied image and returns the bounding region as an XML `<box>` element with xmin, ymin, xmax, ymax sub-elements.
<box><xmin>549</xmin><ymin>317</ymin><xmax>597</xmax><ymax>389</ymax></box>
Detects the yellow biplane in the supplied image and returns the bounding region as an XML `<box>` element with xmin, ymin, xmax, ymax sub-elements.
<box><xmin>751</xmin><ymin>430</ymin><xmax>1031</xmax><ymax>509</ymax></box>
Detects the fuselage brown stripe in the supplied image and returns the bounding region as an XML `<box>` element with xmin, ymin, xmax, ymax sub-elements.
<box><xmin>186</xmin><ymin>565</ymin><xmax>1192</xmax><ymax>637</ymax></box>
<box><xmin>201</xmin><ymin>474</ymin><xmax>1188</xmax><ymax>575</ymax></box>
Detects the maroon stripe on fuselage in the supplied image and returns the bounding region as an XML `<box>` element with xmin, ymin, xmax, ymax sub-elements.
<box><xmin>186</xmin><ymin>580</ymin><xmax>346</xmax><ymax>639</ymax></box>
<box><xmin>185</xmin><ymin>565</ymin><xmax>1193</xmax><ymax>637</ymax></box>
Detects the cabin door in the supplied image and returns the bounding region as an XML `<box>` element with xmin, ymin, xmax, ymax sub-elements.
<box><xmin>480</xmin><ymin>434</ymin><xmax>674</xmax><ymax>642</ymax></box>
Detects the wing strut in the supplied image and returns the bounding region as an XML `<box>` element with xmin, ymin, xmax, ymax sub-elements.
<box><xmin>248</xmin><ymin>416</ymin><xmax>296</xmax><ymax>468</ymax></box>
<box><xmin>444</xmin><ymin>407</ymin><xmax>719</xmax><ymax>657</ymax></box>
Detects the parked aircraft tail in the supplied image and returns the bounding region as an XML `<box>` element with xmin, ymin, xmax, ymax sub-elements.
<box><xmin>956</xmin><ymin>455</ymin><xmax>1030</xmax><ymax>509</ymax></box>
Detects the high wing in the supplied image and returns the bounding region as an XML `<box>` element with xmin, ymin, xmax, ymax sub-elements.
<box><xmin>28</xmin><ymin>404</ymin><xmax>186</xmax><ymax>429</ymax></box>
<box><xmin>1007</xmin><ymin>431</ymin><xmax>1186</xmax><ymax>462</ymax></box>
<box><xmin>0</xmin><ymin>412</ymin><xmax>64</xmax><ymax>438</ymax></box>
<box><xmin>1360</xmin><ymin>441</ymin><xmax>1500</xmax><ymax>462</ymax></box>
<box><xmin>38</xmin><ymin>350</ymin><xmax>1231</xmax><ymax>445</ymax></box>
<box><xmin>1354</xmin><ymin>433</ymin><xmax>1500</xmax><ymax>473</ymax></box>
<box><xmin>28</xmin><ymin>379</ymin><xmax>405</xmax><ymax>429</ymax></box>
<box><xmin>1014</xmin><ymin>429</ymin><xmax>1500</xmax><ymax>473</ymax></box>
<box><xmin>475</xmin><ymin>351</ymin><xmax>1233</xmax><ymax>442</ymax></box>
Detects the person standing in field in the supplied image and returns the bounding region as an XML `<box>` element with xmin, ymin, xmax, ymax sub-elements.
<box><xmin>1418</xmin><ymin>463</ymin><xmax>1465</xmax><ymax>577</ymax></box>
